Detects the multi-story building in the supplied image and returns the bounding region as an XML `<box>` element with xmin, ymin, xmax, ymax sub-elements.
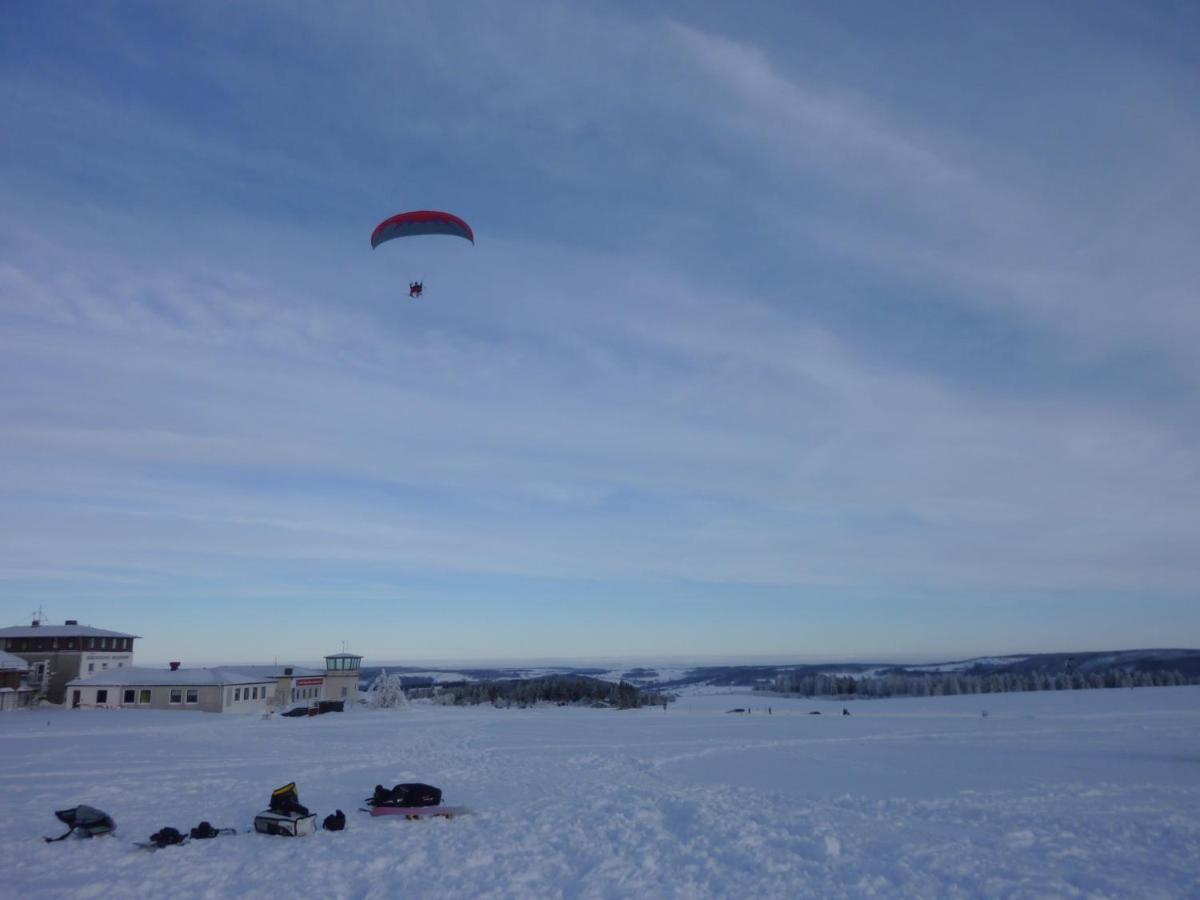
<box><xmin>0</xmin><ymin>619</ymin><xmax>139</xmax><ymax>704</ymax></box>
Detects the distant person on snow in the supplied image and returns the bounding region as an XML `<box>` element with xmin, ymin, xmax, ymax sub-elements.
<box><xmin>409</xmin><ymin>281</ymin><xmax>423</xmax><ymax>298</ymax></box>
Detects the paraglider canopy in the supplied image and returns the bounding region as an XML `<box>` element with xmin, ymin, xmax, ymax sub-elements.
<box><xmin>371</xmin><ymin>211</ymin><xmax>474</xmax><ymax>248</ymax></box>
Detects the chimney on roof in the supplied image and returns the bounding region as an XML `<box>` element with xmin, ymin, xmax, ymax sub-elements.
<box><xmin>169</xmin><ymin>661</ymin><xmax>181</xmax><ymax>671</ymax></box>
<box><xmin>284</xmin><ymin>667</ymin><xmax>294</xmax><ymax>676</ymax></box>
<box><xmin>31</xmin><ymin>619</ymin><xmax>40</xmax><ymax>627</ymax></box>
<box><xmin>65</xmin><ymin>619</ymin><xmax>78</xmax><ymax>626</ymax></box>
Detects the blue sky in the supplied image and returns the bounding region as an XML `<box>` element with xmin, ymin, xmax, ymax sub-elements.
<box><xmin>2</xmin><ymin>1</ymin><xmax>1198</xmax><ymax>665</ymax></box>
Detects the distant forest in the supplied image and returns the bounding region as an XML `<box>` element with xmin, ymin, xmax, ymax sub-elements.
<box><xmin>760</xmin><ymin>668</ymin><xmax>1196</xmax><ymax>699</ymax></box>
<box><xmin>409</xmin><ymin>675</ymin><xmax>673</xmax><ymax>709</ymax></box>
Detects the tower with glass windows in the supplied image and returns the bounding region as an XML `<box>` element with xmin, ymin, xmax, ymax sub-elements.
<box><xmin>323</xmin><ymin>652</ymin><xmax>362</xmax><ymax>707</ymax></box>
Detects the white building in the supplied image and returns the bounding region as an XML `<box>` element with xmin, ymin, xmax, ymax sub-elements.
<box><xmin>226</xmin><ymin>654</ymin><xmax>363</xmax><ymax>709</ymax></box>
<box><xmin>66</xmin><ymin>664</ymin><xmax>275</xmax><ymax>714</ymax></box>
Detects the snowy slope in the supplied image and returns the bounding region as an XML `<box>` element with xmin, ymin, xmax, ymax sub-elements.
<box><xmin>2</xmin><ymin>687</ymin><xmax>1198</xmax><ymax>898</ymax></box>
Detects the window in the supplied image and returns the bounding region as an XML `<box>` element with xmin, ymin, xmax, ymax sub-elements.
<box><xmin>88</xmin><ymin>663</ymin><xmax>94</xmax><ymax>673</ymax></box>
<box><xmin>170</xmin><ymin>689</ymin><xmax>182</xmax><ymax>704</ymax></box>
<box><xmin>96</xmin><ymin>690</ymin><xmax>108</xmax><ymax>704</ymax></box>
<box><xmin>235</xmin><ymin>688</ymin><xmax>241</xmax><ymax>702</ymax></box>
<box><xmin>87</xmin><ymin>638</ymin><xmax>94</xmax><ymax>649</ymax></box>
<box><xmin>118</xmin><ymin>662</ymin><xmax>123</xmax><ymax>668</ymax></box>
<box><xmin>140</xmin><ymin>689</ymin><xmax>151</xmax><ymax>704</ymax></box>
<box><xmin>124</xmin><ymin>689</ymin><xmax>136</xmax><ymax>704</ymax></box>
<box><xmin>101</xmin><ymin>663</ymin><xmax>108</xmax><ymax>670</ymax></box>
<box><xmin>341</xmin><ymin>687</ymin><xmax>348</xmax><ymax>698</ymax></box>
<box><xmin>185</xmin><ymin>689</ymin><xmax>198</xmax><ymax>704</ymax></box>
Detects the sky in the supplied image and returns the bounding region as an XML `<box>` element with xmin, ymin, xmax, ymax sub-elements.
<box><xmin>2</xmin><ymin>1</ymin><xmax>1198</xmax><ymax>665</ymax></box>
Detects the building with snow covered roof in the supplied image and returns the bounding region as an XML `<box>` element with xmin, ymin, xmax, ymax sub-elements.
<box><xmin>65</xmin><ymin>663</ymin><xmax>275</xmax><ymax>714</ymax></box>
<box><xmin>0</xmin><ymin>650</ymin><xmax>36</xmax><ymax>711</ymax></box>
<box><xmin>231</xmin><ymin>653</ymin><xmax>363</xmax><ymax>708</ymax></box>
<box><xmin>0</xmin><ymin>618</ymin><xmax>140</xmax><ymax>704</ymax></box>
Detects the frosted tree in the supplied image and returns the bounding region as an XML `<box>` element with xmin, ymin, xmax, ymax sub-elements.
<box><xmin>368</xmin><ymin>669</ymin><xmax>410</xmax><ymax>709</ymax></box>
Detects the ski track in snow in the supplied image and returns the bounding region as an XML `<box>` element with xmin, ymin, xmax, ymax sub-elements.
<box><xmin>2</xmin><ymin>687</ymin><xmax>1199</xmax><ymax>898</ymax></box>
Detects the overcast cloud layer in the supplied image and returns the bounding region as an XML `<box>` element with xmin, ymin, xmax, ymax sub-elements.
<box><xmin>2</xmin><ymin>1</ymin><xmax>1198</xmax><ymax>662</ymax></box>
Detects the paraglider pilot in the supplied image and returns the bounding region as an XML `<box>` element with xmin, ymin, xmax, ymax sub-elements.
<box><xmin>409</xmin><ymin>281</ymin><xmax>423</xmax><ymax>299</ymax></box>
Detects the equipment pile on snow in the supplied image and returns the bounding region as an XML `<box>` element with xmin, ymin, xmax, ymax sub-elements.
<box><xmin>255</xmin><ymin>782</ymin><xmax>317</xmax><ymax>837</ymax></box>
<box><xmin>366</xmin><ymin>783</ymin><xmax>443</xmax><ymax>808</ymax></box>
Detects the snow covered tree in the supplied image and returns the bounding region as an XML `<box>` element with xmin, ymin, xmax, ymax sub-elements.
<box><xmin>367</xmin><ymin>669</ymin><xmax>409</xmax><ymax>709</ymax></box>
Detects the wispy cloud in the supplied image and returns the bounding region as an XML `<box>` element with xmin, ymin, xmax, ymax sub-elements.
<box><xmin>1</xmin><ymin>1</ymin><xmax>1197</xmax><ymax>657</ymax></box>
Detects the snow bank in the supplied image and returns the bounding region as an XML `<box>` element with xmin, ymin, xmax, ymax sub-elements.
<box><xmin>2</xmin><ymin>686</ymin><xmax>1198</xmax><ymax>897</ymax></box>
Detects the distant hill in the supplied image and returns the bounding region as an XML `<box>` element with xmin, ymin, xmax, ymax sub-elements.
<box><xmin>359</xmin><ymin>649</ymin><xmax>1200</xmax><ymax>694</ymax></box>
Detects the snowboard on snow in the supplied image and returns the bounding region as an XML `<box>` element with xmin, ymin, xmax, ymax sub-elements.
<box><xmin>362</xmin><ymin>805</ymin><xmax>469</xmax><ymax>820</ymax></box>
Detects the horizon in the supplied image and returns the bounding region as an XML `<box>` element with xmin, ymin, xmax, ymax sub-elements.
<box><xmin>3</xmin><ymin>2</ymin><xmax>1199</xmax><ymax>660</ymax></box>
<box><xmin>127</xmin><ymin>647</ymin><xmax>1200</xmax><ymax>672</ymax></box>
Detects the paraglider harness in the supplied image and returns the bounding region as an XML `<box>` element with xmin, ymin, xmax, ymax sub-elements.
<box><xmin>365</xmin><ymin>783</ymin><xmax>442</xmax><ymax>809</ymax></box>
<box><xmin>408</xmin><ymin>281</ymin><xmax>423</xmax><ymax>298</ymax></box>
<box><xmin>44</xmin><ymin>806</ymin><xmax>115</xmax><ymax>842</ymax></box>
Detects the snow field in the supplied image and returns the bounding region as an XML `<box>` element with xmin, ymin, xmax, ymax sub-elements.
<box><xmin>1</xmin><ymin>686</ymin><xmax>1198</xmax><ymax>898</ymax></box>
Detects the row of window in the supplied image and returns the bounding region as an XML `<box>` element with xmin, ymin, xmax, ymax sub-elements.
<box><xmin>87</xmin><ymin>661</ymin><xmax>124</xmax><ymax>673</ymax></box>
<box><xmin>4</xmin><ymin>636</ymin><xmax>133</xmax><ymax>652</ymax></box>
<box><xmin>93</xmin><ymin>687</ymin><xmax>199</xmax><ymax>705</ymax></box>
<box><xmin>292</xmin><ymin>686</ymin><xmax>320</xmax><ymax>701</ymax></box>
<box><xmin>232</xmin><ymin>686</ymin><xmax>268</xmax><ymax>702</ymax></box>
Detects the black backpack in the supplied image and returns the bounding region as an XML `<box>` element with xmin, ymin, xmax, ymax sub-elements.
<box><xmin>269</xmin><ymin>782</ymin><xmax>310</xmax><ymax>816</ymax></box>
<box><xmin>44</xmin><ymin>806</ymin><xmax>116</xmax><ymax>842</ymax></box>
<box><xmin>322</xmin><ymin>810</ymin><xmax>346</xmax><ymax>832</ymax></box>
<box><xmin>148</xmin><ymin>826</ymin><xmax>187</xmax><ymax>848</ymax></box>
<box><xmin>190</xmin><ymin>821</ymin><xmax>236</xmax><ymax>840</ymax></box>
<box><xmin>368</xmin><ymin>783</ymin><xmax>442</xmax><ymax>808</ymax></box>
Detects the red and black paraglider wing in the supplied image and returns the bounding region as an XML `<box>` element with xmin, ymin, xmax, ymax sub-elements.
<box><xmin>371</xmin><ymin>211</ymin><xmax>475</xmax><ymax>248</ymax></box>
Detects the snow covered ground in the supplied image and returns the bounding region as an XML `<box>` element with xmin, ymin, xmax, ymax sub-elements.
<box><xmin>2</xmin><ymin>686</ymin><xmax>1198</xmax><ymax>898</ymax></box>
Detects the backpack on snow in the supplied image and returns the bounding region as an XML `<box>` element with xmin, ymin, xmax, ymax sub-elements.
<box><xmin>190</xmin><ymin>820</ymin><xmax>236</xmax><ymax>840</ymax></box>
<box><xmin>322</xmin><ymin>810</ymin><xmax>346</xmax><ymax>831</ymax></box>
<box><xmin>367</xmin><ymin>783</ymin><xmax>442</xmax><ymax>808</ymax></box>
<box><xmin>268</xmin><ymin>782</ymin><xmax>309</xmax><ymax>816</ymax></box>
<box><xmin>148</xmin><ymin>826</ymin><xmax>187</xmax><ymax>848</ymax></box>
<box><xmin>44</xmin><ymin>806</ymin><xmax>115</xmax><ymax>842</ymax></box>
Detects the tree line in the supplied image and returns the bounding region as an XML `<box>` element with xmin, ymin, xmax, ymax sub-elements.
<box><xmin>408</xmin><ymin>675</ymin><xmax>672</xmax><ymax>709</ymax></box>
<box><xmin>759</xmin><ymin>668</ymin><xmax>1195</xmax><ymax>699</ymax></box>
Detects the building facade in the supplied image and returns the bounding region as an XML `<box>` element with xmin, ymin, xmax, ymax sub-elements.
<box><xmin>0</xmin><ymin>619</ymin><xmax>139</xmax><ymax>704</ymax></box>
<box><xmin>1</xmin><ymin>650</ymin><xmax>35</xmax><ymax>711</ymax></box>
<box><xmin>66</xmin><ymin>665</ymin><xmax>275</xmax><ymax>714</ymax></box>
<box><xmin>229</xmin><ymin>653</ymin><xmax>363</xmax><ymax>708</ymax></box>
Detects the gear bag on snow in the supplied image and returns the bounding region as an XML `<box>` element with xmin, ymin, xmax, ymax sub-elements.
<box><xmin>322</xmin><ymin>810</ymin><xmax>346</xmax><ymax>832</ymax></box>
<box><xmin>148</xmin><ymin>826</ymin><xmax>186</xmax><ymax>848</ymax></box>
<box><xmin>190</xmin><ymin>821</ymin><xmax>237</xmax><ymax>840</ymax></box>
<box><xmin>256</xmin><ymin>782</ymin><xmax>316</xmax><ymax>837</ymax></box>
<box><xmin>366</xmin><ymin>783</ymin><xmax>442</xmax><ymax>808</ymax></box>
<box><xmin>44</xmin><ymin>806</ymin><xmax>115</xmax><ymax>842</ymax></box>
